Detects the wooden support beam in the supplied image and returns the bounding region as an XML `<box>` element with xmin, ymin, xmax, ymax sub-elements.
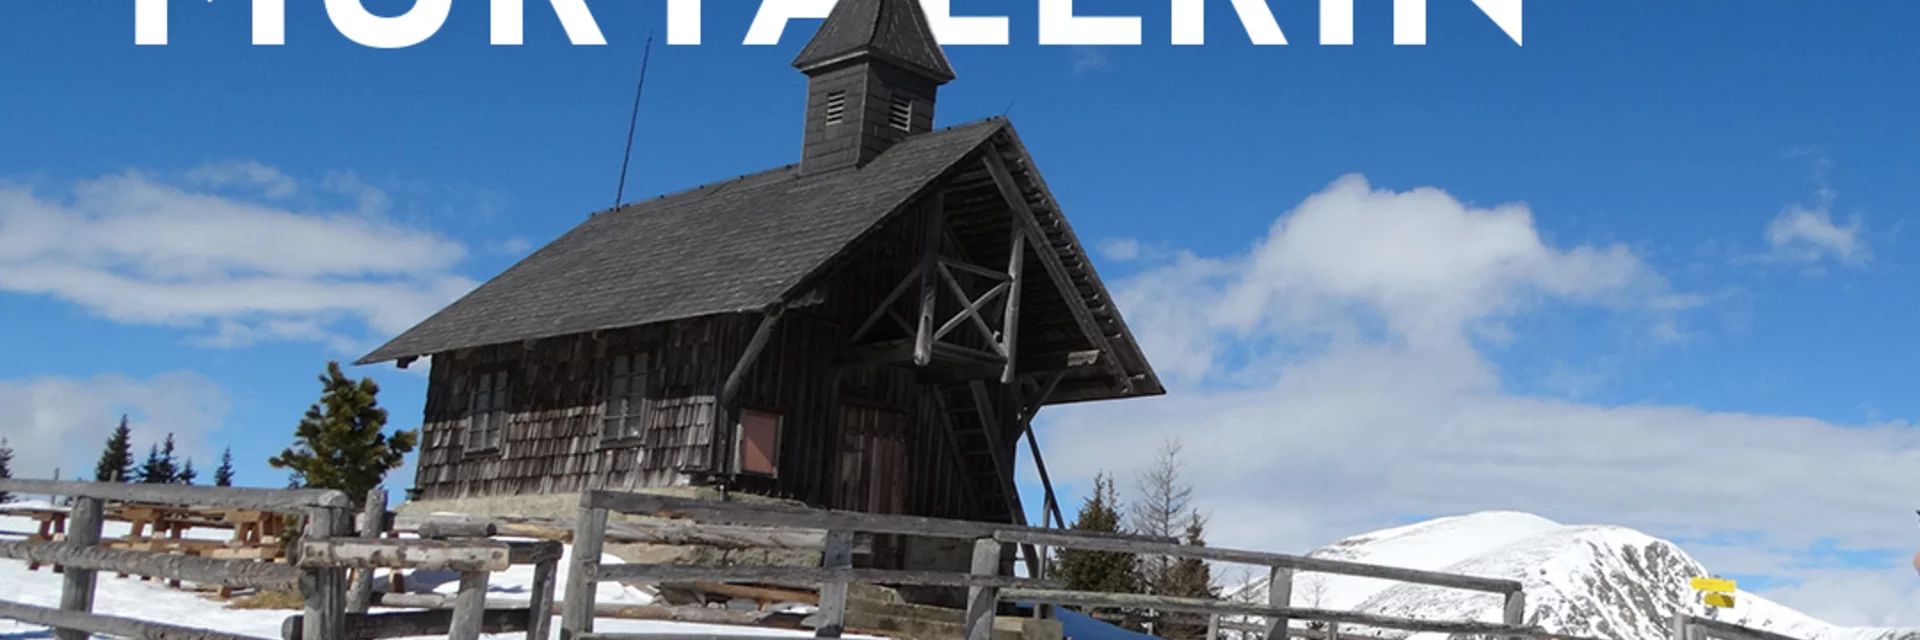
<box><xmin>0</xmin><ymin>539</ymin><xmax>301</xmax><ymax>591</ymax></box>
<box><xmin>978</xmin><ymin>149</ymin><xmax>1131</xmax><ymax>392</ymax></box>
<box><xmin>373</xmin><ymin>593</ymin><xmax>793</xmax><ymax>627</ymax></box>
<box><xmin>1265</xmin><ymin>567</ymin><xmax>1293</xmax><ymax>640</ymax></box>
<box><xmin>0</xmin><ymin>599</ymin><xmax>268</xmax><ymax>640</ymax></box>
<box><xmin>418</xmin><ymin>519</ymin><xmax>499</xmax><ymax>540</ymax></box>
<box><xmin>963</xmin><ymin>539</ymin><xmax>1002</xmax><ymax>640</ymax></box>
<box><xmin>282</xmin><ymin>610</ymin><xmax>531</xmax><ymax>640</ymax></box>
<box><xmin>992</xmin><ymin>530</ymin><xmax>1522</xmax><ymax>595</ymax></box>
<box><xmin>1503</xmin><ymin>590</ymin><xmax>1528</xmax><ymax>640</ymax></box>
<box><xmin>527</xmin><ymin>554</ymin><xmax>560</xmax><ymax>640</ymax></box>
<box><xmin>593</xmin><ymin>563</ymin><xmax>1056</xmax><ymax>589</ymax></box>
<box><xmin>928</xmin><ymin>390</ymin><xmax>992</xmax><ymax>520</ymax></box>
<box><xmin>720</xmin><ymin>305</ymin><xmax>786</xmax><ymax>408</ymax></box>
<box><xmin>968</xmin><ymin>382</ymin><xmax>1027</xmax><ymax>526</ymax></box>
<box><xmin>586</xmin><ymin>491</ymin><xmax>1175</xmax><ymax>544</ymax></box>
<box><xmin>301</xmin><ymin>507</ymin><xmax>351</xmax><ymax>640</ymax></box>
<box><xmin>1001</xmin><ymin>229</ymin><xmax>1026</xmax><ymax>384</ymax></box>
<box><xmin>0</xmin><ymin>478</ymin><xmax>348</xmax><ymax>510</ymax></box>
<box><xmin>848</xmin><ymin>265</ymin><xmax>922</xmax><ymax>345</ymax></box>
<box><xmin>297</xmin><ymin>539</ymin><xmax>511</xmax><ymax>572</ymax></box>
<box><xmin>813</xmin><ymin>530</ymin><xmax>852</xmax><ymax>638</ymax></box>
<box><xmin>914</xmin><ymin>193</ymin><xmax>947</xmax><ymax>367</ymax></box>
<box><xmin>448</xmin><ymin>571</ymin><xmax>490</xmax><ymax>640</ymax></box>
<box><xmin>561</xmin><ymin>503</ymin><xmax>610</xmax><ymax>640</ymax></box>
<box><xmin>932</xmin><ymin>274</ymin><xmax>1009</xmax><ymax>347</ymax></box>
<box><xmin>54</xmin><ymin>496</ymin><xmax>102</xmax><ymax>640</ymax></box>
<box><xmin>1021</xmin><ymin>430</ymin><xmax>1067</xmax><ymax>531</ymax></box>
<box><xmin>347</xmin><ymin>488</ymin><xmax>387</xmax><ymax>614</ymax></box>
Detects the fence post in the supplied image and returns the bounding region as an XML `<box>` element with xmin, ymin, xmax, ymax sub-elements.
<box><xmin>448</xmin><ymin>570</ymin><xmax>489</xmax><ymax>640</ymax></box>
<box><xmin>1502</xmin><ymin>589</ymin><xmax>1527</xmax><ymax>640</ymax></box>
<box><xmin>1264</xmin><ymin>567</ymin><xmax>1293</xmax><ymax>640</ymax></box>
<box><xmin>301</xmin><ymin>506</ymin><xmax>350</xmax><ymax>640</ymax></box>
<box><xmin>346</xmin><ymin>488</ymin><xmax>387</xmax><ymax>614</ymax></box>
<box><xmin>1669</xmin><ymin>612</ymin><xmax>1691</xmax><ymax>640</ymax></box>
<box><xmin>1207</xmin><ymin>614</ymin><xmax>1219</xmax><ymax>640</ymax></box>
<box><xmin>53</xmin><ymin>496</ymin><xmax>104</xmax><ymax>640</ymax></box>
<box><xmin>560</xmin><ymin>495</ymin><xmax>608</xmax><ymax>640</ymax></box>
<box><xmin>964</xmin><ymin>538</ymin><xmax>1001</xmax><ymax>640</ymax></box>
<box><xmin>527</xmin><ymin>551</ymin><xmax>559</xmax><ymax>640</ymax></box>
<box><xmin>814</xmin><ymin>529</ymin><xmax>853</xmax><ymax>638</ymax></box>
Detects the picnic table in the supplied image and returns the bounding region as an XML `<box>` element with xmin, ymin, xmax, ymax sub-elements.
<box><xmin>7</xmin><ymin>502</ymin><xmax>290</xmax><ymax>596</ymax></box>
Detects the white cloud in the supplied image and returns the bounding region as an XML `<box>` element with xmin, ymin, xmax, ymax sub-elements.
<box><xmin>1766</xmin><ymin>205</ymin><xmax>1867</xmax><ymax>266</ymax></box>
<box><xmin>1762</xmin><ymin>150</ymin><xmax>1869</xmax><ymax>267</ymax></box>
<box><xmin>0</xmin><ymin>168</ymin><xmax>479</xmax><ymax>350</ymax></box>
<box><xmin>0</xmin><ymin>372</ymin><xmax>230</xmax><ymax>482</ymax></box>
<box><xmin>185</xmin><ymin>161</ymin><xmax>298</xmax><ymax>199</ymax></box>
<box><xmin>1033</xmin><ymin>174</ymin><xmax>1919</xmax><ymax>626</ymax></box>
<box><xmin>1099</xmin><ymin>237</ymin><xmax>1142</xmax><ymax>261</ymax></box>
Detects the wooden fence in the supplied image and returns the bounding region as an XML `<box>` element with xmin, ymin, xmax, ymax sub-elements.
<box><xmin>0</xmin><ymin>480</ymin><xmax>558</xmax><ymax>640</ymax></box>
<box><xmin>557</xmin><ymin>491</ymin><xmax>1825</xmax><ymax>640</ymax></box>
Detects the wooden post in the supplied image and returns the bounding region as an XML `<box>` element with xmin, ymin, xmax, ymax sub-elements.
<box><xmin>1207</xmin><ymin>614</ymin><xmax>1219</xmax><ymax>640</ymax></box>
<box><xmin>964</xmin><ymin>538</ymin><xmax>1001</xmax><ymax>640</ymax></box>
<box><xmin>301</xmin><ymin>507</ymin><xmax>350</xmax><ymax>640</ymax></box>
<box><xmin>1669</xmin><ymin>612</ymin><xmax>1690</xmax><ymax>640</ymax></box>
<box><xmin>1502</xmin><ymin>589</ymin><xmax>1527</xmax><ymax>640</ymax></box>
<box><xmin>814</xmin><ymin>530</ymin><xmax>853</xmax><ymax>638</ymax></box>
<box><xmin>1263</xmin><ymin>567</ymin><xmax>1292</xmax><ymax>640</ymax></box>
<box><xmin>914</xmin><ymin>193</ymin><xmax>947</xmax><ymax>367</ymax></box>
<box><xmin>527</xmin><ymin>554</ymin><xmax>559</xmax><ymax>640</ymax></box>
<box><xmin>1001</xmin><ymin>228</ymin><xmax>1025</xmax><ymax>384</ymax></box>
<box><xmin>54</xmin><ymin>496</ymin><xmax>103</xmax><ymax>640</ymax></box>
<box><xmin>1328</xmin><ymin>623</ymin><xmax>1342</xmax><ymax>640</ymax></box>
<box><xmin>449</xmin><ymin>571</ymin><xmax>490</xmax><ymax>640</ymax></box>
<box><xmin>560</xmin><ymin>500</ymin><xmax>609</xmax><ymax>640</ymax></box>
<box><xmin>347</xmin><ymin>488</ymin><xmax>388</xmax><ymax>614</ymax></box>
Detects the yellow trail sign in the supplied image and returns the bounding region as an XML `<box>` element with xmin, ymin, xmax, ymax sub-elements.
<box><xmin>1703</xmin><ymin>593</ymin><xmax>1736</xmax><ymax>608</ymax></box>
<box><xmin>1690</xmin><ymin>576</ymin><xmax>1737</xmax><ymax>593</ymax></box>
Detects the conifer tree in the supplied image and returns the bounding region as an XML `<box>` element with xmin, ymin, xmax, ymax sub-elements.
<box><xmin>213</xmin><ymin>447</ymin><xmax>236</xmax><ymax>487</ymax></box>
<box><xmin>268</xmin><ymin>361</ymin><xmax>417</xmax><ymax>507</ymax></box>
<box><xmin>1158</xmin><ymin>513</ymin><xmax>1221</xmax><ymax>640</ymax></box>
<box><xmin>0</xmin><ymin>438</ymin><xmax>14</xmax><ymax>504</ymax></box>
<box><xmin>1053</xmin><ymin>473</ymin><xmax>1142</xmax><ymax>628</ymax></box>
<box><xmin>178</xmin><ymin>459</ymin><xmax>198</xmax><ymax>485</ymax></box>
<box><xmin>136</xmin><ymin>434</ymin><xmax>183</xmax><ymax>484</ymax></box>
<box><xmin>94</xmin><ymin>415</ymin><xmax>135</xmax><ymax>482</ymax></box>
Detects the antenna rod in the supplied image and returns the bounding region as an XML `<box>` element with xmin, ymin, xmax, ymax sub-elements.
<box><xmin>613</xmin><ymin>32</ymin><xmax>656</xmax><ymax>210</ymax></box>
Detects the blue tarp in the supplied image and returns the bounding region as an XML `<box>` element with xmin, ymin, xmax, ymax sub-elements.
<box><xmin>1051</xmin><ymin>608</ymin><xmax>1164</xmax><ymax>640</ymax></box>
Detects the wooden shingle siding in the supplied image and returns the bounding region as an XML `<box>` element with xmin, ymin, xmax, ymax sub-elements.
<box><xmin>414</xmin><ymin>319</ymin><xmax>735</xmax><ymax>500</ymax></box>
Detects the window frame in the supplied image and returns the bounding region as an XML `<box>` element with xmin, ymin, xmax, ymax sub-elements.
<box><xmin>600</xmin><ymin>351</ymin><xmax>651</xmax><ymax>446</ymax></box>
<box><xmin>465</xmin><ymin>367</ymin><xmax>512</xmax><ymax>454</ymax></box>
<box><xmin>735</xmin><ymin>408</ymin><xmax>783</xmax><ymax>478</ymax></box>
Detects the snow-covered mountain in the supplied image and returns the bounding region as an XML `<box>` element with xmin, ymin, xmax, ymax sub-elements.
<box><xmin>1223</xmin><ymin>512</ymin><xmax>1917</xmax><ymax>640</ymax></box>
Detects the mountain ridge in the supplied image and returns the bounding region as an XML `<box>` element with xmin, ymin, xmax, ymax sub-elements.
<box><xmin>1223</xmin><ymin>511</ymin><xmax>1916</xmax><ymax>640</ymax></box>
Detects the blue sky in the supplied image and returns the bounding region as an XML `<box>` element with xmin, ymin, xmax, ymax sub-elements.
<box><xmin>2</xmin><ymin>0</ymin><xmax>1917</xmax><ymax>625</ymax></box>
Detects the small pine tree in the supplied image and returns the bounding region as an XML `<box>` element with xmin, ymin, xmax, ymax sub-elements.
<box><xmin>1053</xmin><ymin>473</ymin><xmax>1142</xmax><ymax>628</ymax></box>
<box><xmin>1158</xmin><ymin>514</ymin><xmax>1221</xmax><ymax>640</ymax></box>
<box><xmin>94</xmin><ymin>415</ymin><xmax>135</xmax><ymax>482</ymax></box>
<box><xmin>136</xmin><ymin>434</ymin><xmax>183</xmax><ymax>484</ymax></box>
<box><xmin>178</xmin><ymin>459</ymin><xmax>198</xmax><ymax>485</ymax></box>
<box><xmin>0</xmin><ymin>438</ymin><xmax>15</xmax><ymax>504</ymax></box>
<box><xmin>213</xmin><ymin>447</ymin><xmax>236</xmax><ymax>487</ymax></box>
<box><xmin>268</xmin><ymin>361</ymin><xmax>418</xmax><ymax>507</ymax></box>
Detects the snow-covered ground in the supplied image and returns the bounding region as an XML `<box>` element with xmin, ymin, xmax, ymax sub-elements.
<box><xmin>0</xmin><ymin>503</ymin><xmax>872</xmax><ymax>640</ymax></box>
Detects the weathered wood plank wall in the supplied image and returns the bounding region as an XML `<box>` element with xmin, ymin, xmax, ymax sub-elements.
<box><xmin>411</xmin><ymin>190</ymin><xmax>996</xmax><ymax>554</ymax></box>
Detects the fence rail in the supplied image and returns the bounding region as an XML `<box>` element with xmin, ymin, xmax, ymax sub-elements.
<box><xmin>0</xmin><ymin>480</ymin><xmax>557</xmax><ymax>640</ymax></box>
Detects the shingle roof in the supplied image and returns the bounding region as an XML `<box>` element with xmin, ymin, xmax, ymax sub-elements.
<box><xmin>356</xmin><ymin>118</ymin><xmax>1007</xmax><ymax>365</ymax></box>
<box><xmin>791</xmin><ymin>0</ymin><xmax>955</xmax><ymax>82</ymax></box>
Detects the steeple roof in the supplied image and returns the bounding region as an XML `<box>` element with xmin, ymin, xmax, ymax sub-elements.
<box><xmin>792</xmin><ymin>0</ymin><xmax>956</xmax><ymax>83</ymax></box>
